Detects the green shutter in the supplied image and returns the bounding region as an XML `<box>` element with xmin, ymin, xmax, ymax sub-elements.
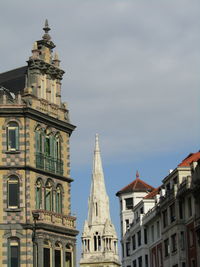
<box><xmin>15</xmin><ymin>127</ymin><xmax>19</xmax><ymax>150</ymax></box>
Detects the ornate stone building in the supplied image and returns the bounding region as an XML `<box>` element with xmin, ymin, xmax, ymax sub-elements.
<box><xmin>80</xmin><ymin>134</ymin><xmax>120</xmax><ymax>267</ymax></box>
<box><xmin>0</xmin><ymin>21</ymin><xmax>78</xmax><ymax>266</ymax></box>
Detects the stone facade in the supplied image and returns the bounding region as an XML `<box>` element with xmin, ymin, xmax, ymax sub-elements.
<box><xmin>80</xmin><ymin>135</ymin><xmax>120</xmax><ymax>267</ymax></box>
<box><xmin>0</xmin><ymin>20</ymin><xmax>78</xmax><ymax>267</ymax></box>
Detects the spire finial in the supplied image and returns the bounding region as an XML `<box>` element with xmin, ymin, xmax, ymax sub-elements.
<box><xmin>95</xmin><ymin>133</ymin><xmax>100</xmax><ymax>152</ymax></box>
<box><xmin>136</xmin><ymin>170</ymin><xmax>139</xmax><ymax>179</ymax></box>
<box><xmin>42</xmin><ymin>19</ymin><xmax>51</xmax><ymax>41</ymax></box>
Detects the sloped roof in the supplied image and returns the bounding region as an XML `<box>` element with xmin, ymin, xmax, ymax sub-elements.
<box><xmin>116</xmin><ymin>177</ymin><xmax>154</xmax><ymax>196</ymax></box>
<box><xmin>178</xmin><ymin>152</ymin><xmax>200</xmax><ymax>167</ymax></box>
<box><xmin>144</xmin><ymin>187</ymin><xmax>160</xmax><ymax>199</ymax></box>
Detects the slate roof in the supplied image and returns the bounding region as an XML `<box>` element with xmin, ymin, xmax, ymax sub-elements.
<box><xmin>0</xmin><ymin>66</ymin><xmax>27</xmax><ymax>94</ymax></box>
<box><xmin>178</xmin><ymin>152</ymin><xmax>200</xmax><ymax>167</ymax></box>
<box><xmin>116</xmin><ymin>177</ymin><xmax>154</xmax><ymax>196</ymax></box>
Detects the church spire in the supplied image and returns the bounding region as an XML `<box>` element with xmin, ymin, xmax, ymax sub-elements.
<box><xmin>88</xmin><ymin>134</ymin><xmax>111</xmax><ymax>225</ymax></box>
<box><xmin>80</xmin><ymin>135</ymin><xmax>120</xmax><ymax>266</ymax></box>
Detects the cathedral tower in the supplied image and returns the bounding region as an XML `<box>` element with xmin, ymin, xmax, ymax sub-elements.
<box><xmin>80</xmin><ymin>134</ymin><xmax>120</xmax><ymax>267</ymax></box>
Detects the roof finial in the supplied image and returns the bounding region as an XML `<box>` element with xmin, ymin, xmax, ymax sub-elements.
<box><xmin>136</xmin><ymin>170</ymin><xmax>139</xmax><ymax>179</ymax></box>
<box><xmin>42</xmin><ymin>19</ymin><xmax>51</xmax><ymax>41</ymax></box>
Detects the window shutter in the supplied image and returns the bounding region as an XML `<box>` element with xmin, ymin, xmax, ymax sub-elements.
<box><xmin>15</xmin><ymin>127</ymin><xmax>19</xmax><ymax>150</ymax></box>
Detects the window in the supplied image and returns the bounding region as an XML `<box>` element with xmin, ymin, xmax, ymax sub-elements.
<box><xmin>94</xmin><ymin>232</ymin><xmax>101</xmax><ymax>251</ymax></box>
<box><xmin>126</xmin><ymin>242</ymin><xmax>130</xmax><ymax>256</ymax></box>
<box><xmin>7</xmin><ymin>177</ymin><xmax>19</xmax><ymax>209</ymax></box>
<box><xmin>125</xmin><ymin>198</ymin><xmax>133</xmax><ymax>210</ymax></box>
<box><xmin>45</xmin><ymin>181</ymin><xmax>53</xmax><ymax>211</ymax></box>
<box><xmin>36</xmin><ymin>179</ymin><xmax>42</xmax><ymax>209</ymax></box>
<box><xmin>164</xmin><ymin>238</ymin><xmax>169</xmax><ymax>257</ymax></box>
<box><xmin>132</xmin><ymin>235</ymin><xmax>136</xmax><ymax>250</ymax></box>
<box><xmin>157</xmin><ymin>221</ymin><xmax>160</xmax><ymax>238</ymax></box>
<box><xmin>171</xmin><ymin>234</ymin><xmax>177</xmax><ymax>252</ymax></box>
<box><xmin>133</xmin><ymin>260</ymin><xmax>137</xmax><ymax>267</ymax></box>
<box><xmin>125</xmin><ymin>219</ymin><xmax>130</xmax><ymax>230</ymax></box>
<box><xmin>137</xmin><ymin>231</ymin><xmax>141</xmax><ymax>246</ymax></box>
<box><xmin>188</xmin><ymin>197</ymin><xmax>192</xmax><ymax>217</ymax></box>
<box><xmin>55</xmin><ymin>135</ymin><xmax>61</xmax><ymax>159</ymax></box>
<box><xmin>7</xmin><ymin>122</ymin><xmax>19</xmax><ymax>151</ymax></box>
<box><xmin>144</xmin><ymin>228</ymin><xmax>148</xmax><ymax>244</ymax></box>
<box><xmin>145</xmin><ymin>254</ymin><xmax>148</xmax><ymax>267</ymax></box>
<box><xmin>56</xmin><ymin>185</ymin><xmax>62</xmax><ymax>213</ymax></box>
<box><xmin>163</xmin><ymin>209</ymin><xmax>168</xmax><ymax>228</ymax></box>
<box><xmin>151</xmin><ymin>225</ymin><xmax>154</xmax><ymax>243</ymax></box>
<box><xmin>140</xmin><ymin>207</ymin><xmax>144</xmax><ymax>214</ymax></box>
<box><xmin>170</xmin><ymin>203</ymin><xmax>176</xmax><ymax>222</ymax></box>
<box><xmin>180</xmin><ymin>231</ymin><xmax>185</xmax><ymax>250</ymax></box>
<box><xmin>65</xmin><ymin>244</ymin><xmax>72</xmax><ymax>267</ymax></box>
<box><xmin>179</xmin><ymin>200</ymin><xmax>184</xmax><ymax>219</ymax></box>
<box><xmin>55</xmin><ymin>242</ymin><xmax>62</xmax><ymax>267</ymax></box>
<box><xmin>43</xmin><ymin>240</ymin><xmax>51</xmax><ymax>267</ymax></box>
<box><xmin>138</xmin><ymin>256</ymin><xmax>142</xmax><ymax>267</ymax></box>
<box><xmin>8</xmin><ymin>238</ymin><xmax>20</xmax><ymax>267</ymax></box>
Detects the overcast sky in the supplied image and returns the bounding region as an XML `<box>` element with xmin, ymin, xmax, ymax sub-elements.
<box><xmin>1</xmin><ymin>0</ymin><xmax>200</xmax><ymax>261</ymax></box>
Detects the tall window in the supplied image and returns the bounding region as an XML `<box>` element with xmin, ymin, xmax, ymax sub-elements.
<box><xmin>45</xmin><ymin>181</ymin><xmax>53</xmax><ymax>211</ymax></box>
<box><xmin>7</xmin><ymin>177</ymin><xmax>19</xmax><ymax>209</ymax></box>
<box><xmin>164</xmin><ymin>238</ymin><xmax>169</xmax><ymax>257</ymax></box>
<box><xmin>56</xmin><ymin>185</ymin><xmax>62</xmax><ymax>213</ymax></box>
<box><xmin>55</xmin><ymin>136</ymin><xmax>61</xmax><ymax>159</ymax></box>
<box><xmin>65</xmin><ymin>244</ymin><xmax>72</xmax><ymax>267</ymax></box>
<box><xmin>137</xmin><ymin>230</ymin><xmax>141</xmax><ymax>246</ymax></box>
<box><xmin>36</xmin><ymin>179</ymin><xmax>42</xmax><ymax>209</ymax></box>
<box><xmin>55</xmin><ymin>242</ymin><xmax>62</xmax><ymax>267</ymax></box>
<box><xmin>43</xmin><ymin>240</ymin><xmax>51</xmax><ymax>267</ymax></box>
<box><xmin>7</xmin><ymin>122</ymin><xmax>19</xmax><ymax>151</ymax></box>
<box><xmin>8</xmin><ymin>238</ymin><xmax>20</xmax><ymax>267</ymax></box>
<box><xmin>35</xmin><ymin>128</ymin><xmax>43</xmax><ymax>153</ymax></box>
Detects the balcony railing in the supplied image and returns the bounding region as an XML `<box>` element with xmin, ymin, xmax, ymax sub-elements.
<box><xmin>32</xmin><ymin>209</ymin><xmax>76</xmax><ymax>229</ymax></box>
<box><xmin>36</xmin><ymin>152</ymin><xmax>63</xmax><ymax>175</ymax></box>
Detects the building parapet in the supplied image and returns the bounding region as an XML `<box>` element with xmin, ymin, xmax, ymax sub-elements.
<box><xmin>32</xmin><ymin>209</ymin><xmax>76</xmax><ymax>229</ymax></box>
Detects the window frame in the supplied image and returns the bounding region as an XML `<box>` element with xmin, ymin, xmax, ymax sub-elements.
<box><xmin>7</xmin><ymin>122</ymin><xmax>19</xmax><ymax>151</ymax></box>
<box><xmin>7</xmin><ymin>176</ymin><xmax>19</xmax><ymax>209</ymax></box>
<box><xmin>8</xmin><ymin>238</ymin><xmax>20</xmax><ymax>267</ymax></box>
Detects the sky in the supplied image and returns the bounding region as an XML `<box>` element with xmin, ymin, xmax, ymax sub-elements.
<box><xmin>0</xmin><ymin>0</ymin><xmax>200</xmax><ymax>262</ymax></box>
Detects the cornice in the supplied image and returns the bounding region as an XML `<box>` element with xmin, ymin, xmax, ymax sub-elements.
<box><xmin>0</xmin><ymin>106</ymin><xmax>76</xmax><ymax>135</ymax></box>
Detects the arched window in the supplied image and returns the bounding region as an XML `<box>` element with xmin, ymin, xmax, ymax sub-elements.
<box><xmin>7</xmin><ymin>176</ymin><xmax>19</xmax><ymax>209</ymax></box>
<box><xmin>35</xmin><ymin>127</ymin><xmax>43</xmax><ymax>153</ymax></box>
<box><xmin>45</xmin><ymin>180</ymin><xmax>53</xmax><ymax>211</ymax></box>
<box><xmin>65</xmin><ymin>244</ymin><xmax>72</xmax><ymax>267</ymax></box>
<box><xmin>7</xmin><ymin>122</ymin><xmax>19</xmax><ymax>151</ymax></box>
<box><xmin>43</xmin><ymin>240</ymin><xmax>51</xmax><ymax>267</ymax></box>
<box><xmin>55</xmin><ymin>242</ymin><xmax>62</xmax><ymax>267</ymax></box>
<box><xmin>36</xmin><ymin>179</ymin><xmax>42</xmax><ymax>209</ymax></box>
<box><xmin>55</xmin><ymin>185</ymin><xmax>62</xmax><ymax>214</ymax></box>
<box><xmin>8</xmin><ymin>238</ymin><xmax>20</xmax><ymax>267</ymax></box>
<box><xmin>55</xmin><ymin>135</ymin><xmax>61</xmax><ymax>159</ymax></box>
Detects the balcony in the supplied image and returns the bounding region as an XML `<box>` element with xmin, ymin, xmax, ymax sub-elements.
<box><xmin>32</xmin><ymin>209</ymin><xmax>76</xmax><ymax>229</ymax></box>
<box><xmin>36</xmin><ymin>152</ymin><xmax>63</xmax><ymax>175</ymax></box>
<box><xmin>177</xmin><ymin>176</ymin><xmax>191</xmax><ymax>197</ymax></box>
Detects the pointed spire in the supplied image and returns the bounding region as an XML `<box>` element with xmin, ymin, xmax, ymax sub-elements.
<box><xmin>95</xmin><ymin>133</ymin><xmax>100</xmax><ymax>152</ymax></box>
<box><xmin>136</xmin><ymin>170</ymin><xmax>139</xmax><ymax>179</ymax></box>
<box><xmin>42</xmin><ymin>19</ymin><xmax>51</xmax><ymax>41</ymax></box>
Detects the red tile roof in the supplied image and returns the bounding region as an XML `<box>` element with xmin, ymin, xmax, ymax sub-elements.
<box><xmin>178</xmin><ymin>152</ymin><xmax>200</xmax><ymax>167</ymax></box>
<box><xmin>144</xmin><ymin>187</ymin><xmax>160</xmax><ymax>199</ymax></box>
<box><xmin>116</xmin><ymin>177</ymin><xmax>154</xmax><ymax>196</ymax></box>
